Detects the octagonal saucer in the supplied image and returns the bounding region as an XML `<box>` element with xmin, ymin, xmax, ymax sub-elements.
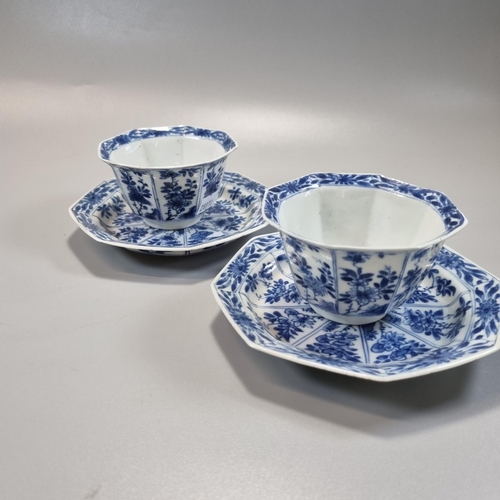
<box><xmin>69</xmin><ymin>171</ymin><xmax>266</xmax><ymax>256</ymax></box>
<box><xmin>212</xmin><ymin>233</ymin><xmax>500</xmax><ymax>381</ymax></box>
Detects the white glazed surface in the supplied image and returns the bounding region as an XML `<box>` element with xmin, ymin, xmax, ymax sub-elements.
<box><xmin>279</xmin><ymin>186</ymin><xmax>446</xmax><ymax>248</ymax></box>
<box><xmin>110</xmin><ymin>136</ymin><xmax>226</xmax><ymax>168</ymax></box>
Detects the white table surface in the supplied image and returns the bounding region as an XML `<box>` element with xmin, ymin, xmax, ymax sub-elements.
<box><xmin>2</xmin><ymin>1</ymin><xmax>500</xmax><ymax>498</ymax></box>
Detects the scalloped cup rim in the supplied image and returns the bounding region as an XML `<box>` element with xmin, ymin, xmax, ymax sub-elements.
<box><xmin>262</xmin><ymin>172</ymin><xmax>468</xmax><ymax>252</ymax></box>
<box><xmin>98</xmin><ymin>125</ymin><xmax>238</xmax><ymax>170</ymax></box>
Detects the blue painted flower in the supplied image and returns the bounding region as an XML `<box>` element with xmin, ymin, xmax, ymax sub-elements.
<box><xmin>371</xmin><ymin>331</ymin><xmax>428</xmax><ymax>363</ymax></box>
<box><xmin>264</xmin><ymin>279</ymin><xmax>300</xmax><ymax>304</ymax></box>
<box><xmin>226</xmin><ymin>255</ymin><xmax>251</xmax><ymax>291</ymax></box>
<box><xmin>220</xmin><ymin>291</ymin><xmax>258</xmax><ymax>337</ymax></box>
<box><xmin>76</xmin><ymin>183</ymin><xmax>113</xmax><ymax>213</ymax></box>
<box><xmin>146</xmin><ymin>232</ymin><xmax>181</xmax><ymax>246</ymax></box>
<box><xmin>203</xmin><ymin>170</ymin><xmax>222</xmax><ymax>197</ymax></box>
<box><xmin>403</xmin><ymin>308</ymin><xmax>445</xmax><ymax>340</ymax></box>
<box><xmin>340</xmin><ymin>267</ymin><xmax>378</xmax><ymax>310</ymax></box>
<box><xmin>285</xmin><ymin>236</ymin><xmax>304</xmax><ymax>253</ymax></box>
<box><xmin>161</xmin><ymin>182</ymin><xmax>196</xmax><ymax>215</ymax></box>
<box><xmin>306</xmin><ymin>328</ymin><xmax>361</xmax><ymax>362</ymax></box>
<box><xmin>436</xmin><ymin>249</ymin><xmax>487</xmax><ymax>285</ymax></box>
<box><xmin>97</xmin><ymin>203</ymin><xmax>114</xmax><ymax>219</ymax></box>
<box><xmin>402</xmin><ymin>267</ymin><xmax>424</xmax><ymax>291</ymax></box>
<box><xmin>245</xmin><ymin>273</ymin><xmax>259</xmax><ymax>293</ymax></box>
<box><xmin>332</xmin><ymin>174</ymin><xmax>361</xmax><ymax>185</ymax></box>
<box><xmin>212</xmin><ymin>215</ymin><xmax>244</xmax><ymax>232</ymax></box>
<box><xmin>108</xmin><ymin>195</ymin><xmax>126</xmax><ymax>214</ymax></box>
<box><xmin>160</xmin><ymin>170</ymin><xmax>178</xmax><ymax>180</ymax></box>
<box><xmin>205</xmin><ymin>199</ymin><xmax>237</xmax><ymax>216</ymax></box>
<box><xmin>264</xmin><ymin>308</ymin><xmax>316</xmax><ymax>342</ymax></box>
<box><xmin>473</xmin><ymin>281</ymin><xmax>500</xmax><ymax>337</ymax></box>
<box><xmin>343</xmin><ymin>252</ymin><xmax>370</xmax><ymax>265</ymax></box>
<box><xmin>238</xmin><ymin>194</ymin><xmax>257</xmax><ymax>209</ymax></box>
<box><xmin>389</xmin><ymin>341</ymin><xmax>428</xmax><ymax>362</ymax></box>
<box><xmin>115</xmin><ymin>226</ymin><xmax>149</xmax><ymax>243</ymax></box>
<box><xmin>436</xmin><ymin>277</ymin><xmax>456</xmax><ymax>297</ymax></box>
<box><xmin>189</xmin><ymin>230</ymin><xmax>215</xmax><ymax>244</ymax></box>
<box><xmin>115</xmin><ymin>213</ymin><xmax>142</xmax><ymax>225</ymax></box>
<box><xmin>120</xmin><ymin>171</ymin><xmax>152</xmax><ymax>209</ymax></box>
<box><xmin>371</xmin><ymin>332</ymin><xmax>406</xmax><ymax>353</ymax></box>
<box><xmin>405</xmin><ymin>288</ymin><xmax>438</xmax><ymax>304</ymax></box>
<box><xmin>299</xmin><ymin>271</ymin><xmax>334</xmax><ymax>298</ymax></box>
<box><xmin>240</xmin><ymin>180</ymin><xmax>263</xmax><ymax>193</ymax></box>
<box><xmin>412</xmin><ymin>247</ymin><xmax>429</xmax><ymax>262</ymax></box>
<box><xmin>374</xmin><ymin>266</ymin><xmax>398</xmax><ymax>300</ymax></box>
<box><xmin>259</xmin><ymin>262</ymin><xmax>274</xmax><ymax>280</ymax></box>
<box><xmin>228</xmin><ymin>187</ymin><xmax>242</xmax><ymax>200</ymax></box>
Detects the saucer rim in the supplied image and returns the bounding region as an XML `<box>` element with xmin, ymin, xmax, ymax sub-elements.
<box><xmin>68</xmin><ymin>171</ymin><xmax>268</xmax><ymax>253</ymax></box>
<box><xmin>211</xmin><ymin>232</ymin><xmax>500</xmax><ymax>382</ymax></box>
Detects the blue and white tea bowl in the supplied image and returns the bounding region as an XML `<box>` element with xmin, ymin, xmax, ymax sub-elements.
<box><xmin>99</xmin><ymin>126</ymin><xmax>237</xmax><ymax>229</ymax></box>
<box><xmin>262</xmin><ymin>173</ymin><xmax>468</xmax><ymax>325</ymax></box>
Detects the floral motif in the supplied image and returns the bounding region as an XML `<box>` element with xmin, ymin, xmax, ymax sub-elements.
<box><xmin>435</xmin><ymin>248</ymin><xmax>488</xmax><ymax>285</ymax></box>
<box><xmin>264</xmin><ymin>308</ymin><xmax>317</xmax><ymax>342</ymax></box>
<box><xmin>211</xmin><ymin>216</ymin><xmax>245</xmax><ymax>232</ymax></box>
<box><xmin>263</xmin><ymin>279</ymin><xmax>301</xmax><ymax>304</ymax></box>
<box><xmin>280</xmin><ymin>222</ymin><xmax>448</xmax><ymax>321</ymax></box>
<box><xmin>371</xmin><ymin>330</ymin><xmax>429</xmax><ymax>363</ymax></box>
<box><xmin>306</xmin><ymin>327</ymin><xmax>361</xmax><ymax>362</ymax></box>
<box><xmin>114</xmin><ymin>226</ymin><xmax>150</xmax><ymax>243</ymax></box>
<box><xmin>118</xmin><ymin>170</ymin><xmax>152</xmax><ymax>217</ymax></box>
<box><xmin>473</xmin><ymin>281</ymin><xmax>500</xmax><ymax>337</ymax></box>
<box><xmin>73</xmin><ymin>183</ymin><xmax>114</xmax><ymax>214</ymax></box>
<box><xmin>339</xmin><ymin>257</ymin><xmax>398</xmax><ymax>315</ymax></box>
<box><xmin>203</xmin><ymin>162</ymin><xmax>225</xmax><ymax>198</ymax></box>
<box><xmin>160</xmin><ymin>170</ymin><xmax>198</xmax><ymax>220</ymax></box>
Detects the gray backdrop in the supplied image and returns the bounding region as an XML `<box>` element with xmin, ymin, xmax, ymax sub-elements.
<box><xmin>1</xmin><ymin>1</ymin><xmax>500</xmax><ymax>498</ymax></box>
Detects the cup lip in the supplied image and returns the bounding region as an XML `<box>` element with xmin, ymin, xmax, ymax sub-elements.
<box><xmin>262</xmin><ymin>172</ymin><xmax>468</xmax><ymax>252</ymax></box>
<box><xmin>98</xmin><ymin>125</ymin><xmax>238</xmax><ymax>170</ymax></box>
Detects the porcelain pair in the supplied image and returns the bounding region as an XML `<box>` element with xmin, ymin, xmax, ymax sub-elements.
<box><xmin>100</xmin><ymin>126</ymin><xmax>467</xmax><ymax>326</ymax></box>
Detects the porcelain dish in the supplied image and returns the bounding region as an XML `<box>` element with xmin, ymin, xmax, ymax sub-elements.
<box><xmin>212</xmin><ymin>233</ymin><xmax>500</xmax><ymax>381</ymax></box>
<box><xmin>262</xmin><ymin>173</ymin><xmax>467</xmax><ymax>325</ymax></box>
<box><xmin>99</xmin><ymin>126</ymin><xmax>237</xmax><ymax>229</ymax></box>
<box><xmin>69</xmin><ymin>171</ymin><xmax>266</xmax><ymax>256</ymax></box>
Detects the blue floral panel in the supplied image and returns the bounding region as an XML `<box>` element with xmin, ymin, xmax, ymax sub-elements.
<box><xmin>281</xmin><ymin>234</ymin><xmax>443</xmax><ymax>321</ymax></box>
<box><xmin>212</xmin><ymin>233</ymin><xmax>500</xmax><ymax>381</ymax></box>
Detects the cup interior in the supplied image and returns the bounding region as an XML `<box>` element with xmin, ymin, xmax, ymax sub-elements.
<box><xmin>278</xmin><ymin>186</ymin><xmax>446</xmax><ymax>248</ymax></box>
<box><xmin>110</xmin><ymin>136</ymin><xmax>226</xmax><ymax>168</ymax></box>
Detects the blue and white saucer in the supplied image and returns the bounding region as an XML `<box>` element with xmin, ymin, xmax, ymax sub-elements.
<box><xmin>69</xmin><ymin>171</ymin><xmax>267</xmax><ymax>256</ymax></box>
<box><xmin>212</xmin><ymin>233</ymin><xmax>500</xmax><ymax>381</ymax></box>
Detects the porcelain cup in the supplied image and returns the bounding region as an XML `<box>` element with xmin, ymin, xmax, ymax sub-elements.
<box><xmin>99</xmin><ymin>126</ymin><xmax>237</xmax><ymax>229</ymax></box>
<box><xmin>262</xmin><ymin>173</ymin><xmax>467</xmax><ymax>325</ymax></box>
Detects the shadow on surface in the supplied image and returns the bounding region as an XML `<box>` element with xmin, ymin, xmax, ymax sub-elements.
<box><xmin>67</xmin><ymin>227</ymin><xmax>272</xmax><ymax>284</ymax></box>
<box><xmin>211</xmin><ymin>312</ymin><xmax>500</xmax><ymax>437</ymax></box>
